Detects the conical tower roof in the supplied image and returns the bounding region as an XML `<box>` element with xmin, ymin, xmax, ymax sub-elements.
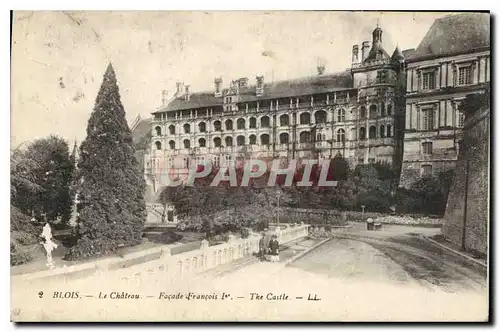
<box><xmin>391</xmin><ymin>46</ymin><xmax>405</xmax><ymax>61</ymax></box>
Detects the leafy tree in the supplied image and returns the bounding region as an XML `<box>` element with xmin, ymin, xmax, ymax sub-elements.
<box><xmin>66</xmin><ymin>63</ymin><xmax>147</xmax><ymax>260</ymax></box>
<box><xmin>22</xmin><ymin>135</ymin><xmax>74</xmax><ymax>228</ymax></box>
<box><xmin>10</xmin><ymin>148</ymin><xmax>43</xmax><ymax>266</ymax></box>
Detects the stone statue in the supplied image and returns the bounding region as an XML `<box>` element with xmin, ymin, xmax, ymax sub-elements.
<box><xmin>40</xmin><ymin>223</ymin><xmax>58</xmax><ymax>269</ymax></box>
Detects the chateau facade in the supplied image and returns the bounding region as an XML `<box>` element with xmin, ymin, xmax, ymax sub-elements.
<box><xmin>145</xmin><ymin>25</ymin><xmax>406</xmax><ymax>192</ymax></box>
<box><xmin>137</xmin><ymin>13</ymin><xmax>490</xmax><ymax>194</ymax></box>
<box><xmin>399</xmin><ymin>13</ymin><xmax>490</xmax><ymax>187</ymax></box>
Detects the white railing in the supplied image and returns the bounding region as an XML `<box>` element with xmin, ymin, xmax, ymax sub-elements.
<box><xmin>15</xmin><ymin>224</ymin><xmax>310</xmax><ymax>283</ymax></box>
<box><xmin>117</xmin><ymin>224</ymin><xmax>309</xmax><ymax>282</ymax></box>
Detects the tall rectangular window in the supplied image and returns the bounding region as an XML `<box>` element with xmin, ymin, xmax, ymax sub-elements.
<box><xmin>458</xmin><ymin>66</ymin><xmax>472</xmax><ymax>86</ymax></box>
<box><xmin>422</xmin><ymin>142</ymin><xmax>433</xmax><ymax>155</ymax></box>
<box><xmin>422</xmin><ymin>109</ymin><xmax>435</xmax><ymax>130</ymax></box>
<box><xmin>422</xmin><ymin>72</ymin><xmax>436</xmax><ymax>90</ymax></box>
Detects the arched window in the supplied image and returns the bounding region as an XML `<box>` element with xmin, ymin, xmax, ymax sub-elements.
<box><xmin>279</xmin><ymin>133</ymin><xmax>289</xmax><ymax>144</ymax></box>
<box><xmin>249</xmin><ymin>134</ymin><xmax>257</xmax><ymax>145</ymax></box>
<box><xmin>280</xmin><ymin>114</ymin><xmax>289</xmax><ymax>126</ymax></box>
<box><xmin>360</xmin><ymin>107</ymin><xmax>367</xmax><ymax>119</ymax></box>
<box><xmin>249</xmin><ymin>117</ymin><xmax>257</xmax><ymax>129</ymax></box>
<box><xmin>237</xmin><ymin>118</ymin><xmax>245</xmax><ymax>130</ymax></box>
<box><xmin>213</xmin><ymin>137</ymin><xmax>222</xmax><ymax>147</ymax></box>
<box><xmin>387</xmin><ymin>104</ymin><xmax>393</xmax><ymax>116</ymax></box>
<box><xmin>337</xmin><ymin>128</ymin><xmax>346</xmax><ymax>143</ymax></box>
<box><xmin>183</xmin><ymin>123</ymin><xmax>191</xmax><ymax>134</ymax></box>
<box><xmin>299</xmin><ymin>131</ymin><xmax>310</xmax><ymax>143</ymax></box>
<box><xmin>300</xmin><ymin>112</ymin><xmax>311</xmax><ymax>124</ymax></box>
<box><xmin>315</xmin><ymin>110</ymin><xmax>327</xmax><ymax>124</ymax></box>
<box><xmin>359</xmin><ymin>127</ymin><xmax>366</xmax><ymax>140</ymax></box>
<box><xmin>225</xmin><ymin>136</ymin><xmax>233</xmax><ymax>147</ymax></box>
<box><xmin>260</xmin><ymin>134</ymin><xmax>270</xmax><ymax>145</ymax></box>
<box><xmin>380</xmin><ymin>125</ymin><xmax>386</xmax><ymax>138</ymax></box>
<box><xmin>387</xmin><ymin>124</ymin><xmax>392</xmax><ymax>137</ymax></box>
<box><xmin>369</xmin><ymin>126</ymin><xmax>376</xmax><ymax>139</ymax></box>
<box><xmin>260</xmin><ymin>116</ymin><xmax>270</xmax><ymax>128</ymax></box>
<box><xmin>169</xmin><ymin>125</ymin><xmax>175</xmax><ymax>135</ymax></box>
<box><xmin>155</xmin><ymin>141</ymin><xmax>162</xmax><ymax>150</ymax></box>
<box><xmin>337</xmin><ymin>109</ymin><xmax>346</xmax><ymax>122</ymax></box>
<box><xmin>198</xmin><ymin>138</ymin><xmax>206</xmax><ymax>147</ymax></box>
<box><xmin>155</xmin><ymin>126</ymin><xmax>162</xmax><ymax>136</ymax></box>
<box><xmin>183</xmin><ymin>139</ymin><xmax>190</xmax><ymax>149</ymax></box>
<box><xmin>237</xmin><ymin>135</ymin><xmax>245</xmax><ymax>146</ymax></box>
<box><xmin>168</xmin><ymin>140</ymin><xmax>175</xmax><ymax>150</ymax></box>
<box><xmin>214</xmin><ymin>121</ymin><xmax>221</xmax><ymax>132</ymax></box>
<box><xmin>198</xmin><ymin>122</ymin><xmax>206</xmax><ymax>132</ymax></box>
<box><xmin>369</xmin><ymin>105</ymin><xmax>377</xmax><ymax>118</ymax></box>
<box><xmin>380</xmin><ymin>102</ymin><xmax>386</xmax><ymax>117</ymax></box>
<box><xmin>225</xmin><ymin>119</ymin><xmax>233</xmax><ymax>131</ymax></box>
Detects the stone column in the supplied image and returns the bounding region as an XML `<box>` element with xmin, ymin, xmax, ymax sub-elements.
<box><xmin>406</xmin><ymin>70</ymin><xmax>412</xmax><ymax>92</ymax></box>
<box><xmin>447</xmin><ymin>63</ymin><xmax>453</xmax><ymax>87</ymax></box>
<box><xmin>479</xmin><ymin>57</ymin><xmax>486</xmax><ymax>83</ymax></box>
<box><xmin>441</xmin><ymin>63</ymin><xmax>447</xmax><ymax>87</ymax></box>
<box><xmin>434</xmin><ymin>103</ymin><xmax>439</xmax><ymax>130</ymax></box>
<box><xmin>412</xmin><ymin>69</ymin><xmax>418</xmax><ymax>92</ymax></box>
<box><xmin>435</xmin><ymin>67</ymin><xmax>441</xmax><ymax>89</ymax></box>
<box><xmin>439</xmin><ymin>100</ymin><xmax>446</xmax><ymax>127</ymax></box>
<box><xmin>411</xmin><ymin>104</ymin><xmax>418</xmax><ymax>130</ymax></box>
<box><xmin>405</xmin><ymin>104</ymin><xmax>412</xmax><ymax>130</ymax></box>
<box><xmin>446</xmin><ymin>100</ymin><xmax>454</xmax><ymax>127</ymax></box>
<box><xmin>486</xmin><ymin>57</ymin><xmax>490</xmax><ymax>82</ymax></box>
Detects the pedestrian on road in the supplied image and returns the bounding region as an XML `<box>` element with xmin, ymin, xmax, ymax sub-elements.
<box><xmin>268</xmin><ymin>235</ymin><xmax>280</xmax><ymax>262</ymax></box>
<box><xmin>259</xmin><ymin>232</ymin><xmax>267</xmax><ymax>261</ymax></box>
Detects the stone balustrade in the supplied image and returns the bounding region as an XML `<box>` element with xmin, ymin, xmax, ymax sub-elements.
<box><xmin>116</xmin><ymin>224</ymin><xmax>309</xmax><ymax>282</ymax></box>
<box><xmin>15</xmin><ymin>224</ymin><xmax>311</xmax><ymax>283</ymax></box>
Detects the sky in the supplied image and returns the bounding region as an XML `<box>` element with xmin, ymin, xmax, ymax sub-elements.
<box><xmin>11</xmin><ymin>11</ymin><xmax>455</xmax><ymax>148</ymax></box>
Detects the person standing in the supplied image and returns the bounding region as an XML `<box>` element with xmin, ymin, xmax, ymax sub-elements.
<box><xmin>268</xmin><ymin>234</ymin><xmax>280</xmax><ymax>262</ymax></box>
<box><xmin>259</xmin><ymin>231</ymin><xmax>266</xmax><ymax>261</ymax></box>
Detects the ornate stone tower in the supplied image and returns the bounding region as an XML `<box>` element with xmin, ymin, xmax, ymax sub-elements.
<box><xmin>350</xmin><ymin>24</ymin><xmax>406</xmax><ymax>167</ymax></box>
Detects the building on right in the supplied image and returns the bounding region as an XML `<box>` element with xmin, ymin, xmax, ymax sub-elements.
<box><xmin>399</xmin><ymin>13</ymin><xmax>490</xmax><ymax>188</ymax></box>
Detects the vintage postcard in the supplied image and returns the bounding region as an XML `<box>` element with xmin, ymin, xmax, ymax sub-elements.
<box><xmin>10</xmin><ymin>10</ymin><xmax>490</xmax><ymax>322</ymax></box>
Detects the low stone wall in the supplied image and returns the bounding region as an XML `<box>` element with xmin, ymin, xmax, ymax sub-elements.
<box><xmin>373</xmin><ymin>216</ymin><xmax>443</xmax><ymax>226</ymax></box>
<box><xmin>281</xmin><ymin>208</ymin><xmax>348</xmax><ymax>226</ymax></box>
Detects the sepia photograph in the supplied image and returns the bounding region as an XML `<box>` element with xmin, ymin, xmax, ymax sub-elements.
<box><xmin>10</xmin><ymin>10</ymin><xmax>490</xmax><ymax>322</ymax></box>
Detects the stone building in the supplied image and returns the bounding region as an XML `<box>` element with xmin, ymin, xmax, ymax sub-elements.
<box><xmin>145</xmin><ymin>25</ymin><xmax>407</xmax><ymax>193</ymax></box>
<box><xmin>399</xmin><ymin>13</ymin><xmax>490</xmax><ymax>188</ymax></box>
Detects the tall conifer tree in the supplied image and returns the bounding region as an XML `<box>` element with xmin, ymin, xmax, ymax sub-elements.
<box><xmin>67</xmin><ymin>63</ymin><xmax>146</xmax><ymax>259</ymax></box>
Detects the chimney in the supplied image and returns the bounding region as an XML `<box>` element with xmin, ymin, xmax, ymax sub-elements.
<box><xmin>352</xmin><ymin>45</ymin><xmax>359</xmax><ymax>64</ymax></box>
<box><xmin>317</xmin><ymin>64</ymin><xmax>325</xmax><ymax>75</ymax></box>
<box><xmin>238</xmin><ymin>77</ymin><xmax>249</xmax><ymax>87</ymax></box>
<box><xmin>175</xmin><ymin>81</ymin><xmax>183</xmax><ymax>97</ymax></box>
<box><xmin>161</xmin><ymin>90</ymin><xmax>168</xmax><ymax>105</ymax></box>
<box><xmin>256</xmin><ymin>76</ymin><xmax>264</xmax><ymax>96</ymax></box>
<box><xmin>184</xmin><ymin>85</ymin><xmax>190</xmax><ymax>101</ymax></box>
<box><xmin>214</xmin><ymin>77</ymin><xmax>222</xmax><ymax>97</ymax></box>
<box><xmin>361</xmin><ymin>41</ymin><xmax>370</xmax><ymax>62</ymax></box>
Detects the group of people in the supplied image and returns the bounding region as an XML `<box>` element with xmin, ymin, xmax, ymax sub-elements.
<box><xmin>259</xmin><ymin>231</ymin><xmax>280</xmax><ymax>262</ymax></box>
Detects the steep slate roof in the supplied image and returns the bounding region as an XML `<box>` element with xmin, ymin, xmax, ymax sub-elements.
<box><xmin>402</xmin><ymin>48</ymin><xmax>416</xmax><ymax>58</ymax></box>
<box><xmin>409</xmin><ymin>13</ymin><xmax>490</xmax><ymax>60</ymax></box>
<box><xmin>154</xmin><ymin>71</ymin><xmax>353</xmax><ymax>113</ymax></box>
